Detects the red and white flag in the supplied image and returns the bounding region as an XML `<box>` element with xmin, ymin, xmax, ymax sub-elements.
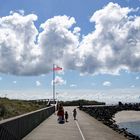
<box><xmin>53</xmin><ymin>65</ymin><xmax>62</xmax><ymax>71</ymax></box>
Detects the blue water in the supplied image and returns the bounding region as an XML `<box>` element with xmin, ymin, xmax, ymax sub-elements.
<box><xmin>118</xmin><ymin>121</ymin><xmax>140</xmax><ymax>137</ymax></box>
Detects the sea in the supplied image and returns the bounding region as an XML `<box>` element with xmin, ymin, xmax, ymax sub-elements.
<box><xmin>114</xmin><ymin>111</ymin><xmax>140</xmax><ymax>137</ymax></box>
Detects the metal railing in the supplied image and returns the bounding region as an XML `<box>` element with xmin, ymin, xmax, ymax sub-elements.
<box><xmin>0</xmin><ymin>106</ymin><xmax>55</xmax><ymax>140</ymax></box>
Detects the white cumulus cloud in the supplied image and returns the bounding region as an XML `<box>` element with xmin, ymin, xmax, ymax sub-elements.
<box><xmin>77</xmin><ymin>2</ymin><xmax>140</xmax><ymax>75</ymax></box>
<box><xmin>0</xmin><ymin>2</ymin><xmax>140</xmax><ymax>76</ymax></box>
<box><xmin>131</xmin><ymin>85</ymin><xmax>135</xmax><ymax>88</ymax></box>
<box><xmin>136</xmin><ymin>76</ymin><xmax>139</xmax><ymax>80</ymax></box>
<box><xmin>52</xmin><ymin>76</ymin><xmax>66</xmax><ymax>86</ymax></box>
<box><xmin>36</xmin><ymin>81</ymin><xmax>41</xmax><ymax>86</ymax></box>
<box><xmin>103</xmin><ymin>81</ymin><xmax>111</xmax><ymax>87</ymax></box>
<box><xmin>0</xmin><ymin>12</ymin><xmax>40</xmax><ymax>75</ymax></box>
<box><xmin>0</xmin><ymin>13</ymin><xmax>79</xmax><ymax>75</ymax></box>
<box><xmin>37</xmin><ymin>15</ymin><xmax>80</xmax><ymax>72</ymax></box>
<box><xmin>70</xmin><ymin>84</ymin><xmax>77</xmax><ymax>87</ymax></box>
<box><xmin>13</xmin><ymin>81</ymin><xmax>17</xmax><ymax>84</ymax></box>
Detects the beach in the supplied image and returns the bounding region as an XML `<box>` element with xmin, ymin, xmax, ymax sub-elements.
<box><xmin>114</xmin><ymin>111</ymin><xmax>140</xmax><ymax>137</ymax></box>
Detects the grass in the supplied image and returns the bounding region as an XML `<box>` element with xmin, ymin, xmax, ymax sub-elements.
<box><xmin>0</xmin><ymin>98</ymin><xmax>105</xmax><ymax>120</ymax></box>
<box><xmin>0</xmin><ymin>98</ymin><xmax>47</xmax><ymax>120</ymax></box>
<box><xmin>60</xmin><ymin>99</ymin><xmax>105</xmax><ymax>106</ymax></box>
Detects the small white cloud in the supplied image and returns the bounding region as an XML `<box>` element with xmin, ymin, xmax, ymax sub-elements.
<box><xmin>0</xmin><ymin>77</ymin><xmax>2</xmax><ymax>80</ymax></box>
<box><xmin>10</xmin><ymin>10</ymin><xmax>24</xmax><ymax>15</ymax></box>
<box><xmin>9</xmin><ymin>10</ymin><xmax>15</xmax><ymax>15</ymax></box>
<box><xmin>13</xmin><ymin>81</ymin><xmax>17</xmax><ymax>84</ymax></box>
<box><xmin>18</xmin><ymin>10</ymin><xmax>25</xmax><ymax>15</ymax></box>
<box><xmin>52</xmin><ymin>76</ymin><xmax>66</xmax><ymax>86</ymax></box>
<box><xmin>40</xmin><ymin>74</ymin><xmax>46</xmax><ymax>77</ymax></box>
<box><xmin>70</xmin><ymin>84</ymin><xmax>77</xmax><ymax>87</ymax></box>
<box><xmin>131</xmin><ymin>85</ymin><xmax>135</xmax><ymax>88</ymax></box>
<box><xmin>73</xmin><ymin>27</ymin><xmax>81</xmax><ymax>36</ymax></box>
<box><xmin>136</xmin><ymin>76</ymin><xmax>139</xmax><ymax>80</ymax></box>
<box><xmin>103</xmin><ymin>81</ymin><xmax>111</xmax><ymax>87</ymax></box>
<box><xmin>36</xmin><ymin>81</ymin><xmax>41</xmax><ymax>86</ymax></box>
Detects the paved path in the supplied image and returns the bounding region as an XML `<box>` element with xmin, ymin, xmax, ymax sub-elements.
<box><xmin>23</xmin><ymin>107</ymin><xmax>127</xmax><ymax>140</ymax></box>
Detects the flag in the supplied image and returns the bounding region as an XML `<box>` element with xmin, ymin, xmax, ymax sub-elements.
<box><xmin>53</xmin><ymin>65</ymin><xmax>62</xmax><ymax>71</ymax></box>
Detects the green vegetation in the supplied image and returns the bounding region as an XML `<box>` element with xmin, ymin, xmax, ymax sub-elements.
<box><xmin>60</xmin><ymin>99</ymin><xmax>105</xmax><ymax>106</ymax></box>
<box><xmin>0</xmin><ymin>98</ymin><xmax>47</xmax><ymax>120</ymax></box>
<box><xmin>0</xmin><ymin>98</ymin><xmax>105</xmax><ymax>120</ymax></box>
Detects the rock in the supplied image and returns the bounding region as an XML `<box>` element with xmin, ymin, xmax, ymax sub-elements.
<box><xmin>81</xmin><ymin>103</ymin><xmax>140</xmax><ymax>139</ymax></box>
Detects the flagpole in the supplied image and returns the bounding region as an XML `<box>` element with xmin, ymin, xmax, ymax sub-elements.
<box><xmin>53</xmin><ymin>64</ymin><xmax>55</xmax><ymax>104</ymax></box>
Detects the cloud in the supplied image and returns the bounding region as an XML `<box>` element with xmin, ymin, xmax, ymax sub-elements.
<box><xmin>0</xmin><ymin>89</ymin><xmax>52</xmax><ymax>100</ymax></box>
<box><xmin>77</xmin><ymin>2</ymin><xmax>140</xmax><ymax>75</ymax></box>
<box><xmin>131</xmin><ymin>85</ymin><xmax>135</xmax><ymax>88</ymax></box>
<box><xmin>49</xmin><ymin>89</ymin><xmax>140</xmax><ymax>103</ymax></box>
<box><xmin>0</xmin><ymin>88</ymin><xmax>140</xmax><ymax>103</ymax></box>
<box><xmin>136</xmin><ymin>76</ymin><xmax>139</xmax><ymax>80</ymax></box>
<box><xmin>37</xmin><ymin>15</ymin><xmax>79</xmax><ymax>73</ymax></box>
<box><xmin>10</xmin><ymin>10</ymin><xmax>25</xmax><ymax>15</ymax></box>
<box><xmin>40</xmin><ymin>74</ymin><xmax>46</xmax><ymax>77</ymax></box>
<box><xmin>0</xmin><ymin>12</ymin><xmax>39</xmax><ymax>75</ymax></box>
<box><xmin>36</xmin><ymin>81</ymin><xmax>41</xmax><ymax>86</ymax></box>
<box><xmin>13</xmin><ymin>81</ymin><xmax>17</xmax><ymax>84</ymax></box>
<box><xmin>103</xmin><ymin>81</ymin><xmax>111</xmax><ymax>87</ymax></box>
<box><xmin>52</xmin><ymin>76</ymin><xmax>66</xmax><ymax>86</ymax></box>
<box><xmin>0</xmin><ymin>12</ymin><xmax>79</xmax><ymax>75</ymax></box>
<box><xmin>0</xmin><ymin>3</ymin><xmax>140</xmax><ymax>76</ymax></box>
<box><xmin>70</xmin><ymin>84</ymin><xmax>77</xmax><ymax>87</ymax></box>
<box><xmin>0</xmin><ymin>77</ymin><xmax>2</xmax><ymax>80</ymax></box>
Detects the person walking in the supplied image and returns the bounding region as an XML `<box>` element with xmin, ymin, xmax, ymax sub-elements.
<box><xmin>57</xmin><ymin>103</ymin><xmax>64</xmax><ymax>123</ymax></box>
<box><xmin>65</xmin><ymin>111</ymin><xmax>68</xmax><ymax>122</ymax></box>
<box><xmin>73</xmin><ymin>108</ymin><xmax>77</xmax><ymax>120</ymax></box>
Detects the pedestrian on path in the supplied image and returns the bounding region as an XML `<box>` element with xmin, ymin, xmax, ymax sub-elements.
<box><xmin>73</xmin><ymin>108</ymin><xmax>77</xmax><ymax>120</ymax></box>
<box><xmin>65</xmin><ymin>111</ymin><xmax>68</xmax><ymax>122</ymax></box>
<box><xmin>57</xmin><ymin>103</ymin><xmax>64</xmax><ymax>123</ymax></box>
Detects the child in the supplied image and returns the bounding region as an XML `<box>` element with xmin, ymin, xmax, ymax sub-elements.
<box><xmin>73</xmin><ymin>109</ymin><xmax>77</xmax><ymax>120</ymax></box>
<box><xmin>65</xmin><ymin>111</ymin><xmax>68</xmax><ymax>122</ymax></box>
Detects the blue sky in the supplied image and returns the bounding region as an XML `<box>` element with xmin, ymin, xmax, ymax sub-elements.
<box><xmin>0</xmin><ymin>0</ymin><xmax>140</xmax><ymax>103</ymax></box>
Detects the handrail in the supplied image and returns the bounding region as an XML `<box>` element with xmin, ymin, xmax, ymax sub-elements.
<box><xmin>0</xmin><ymin>106</ymin><xmax>55</xmax><ymax>140</ymax></box>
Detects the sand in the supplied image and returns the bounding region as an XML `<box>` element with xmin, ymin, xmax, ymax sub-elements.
<box><xmin>114</xmin><ymin>111</ymin><xmax>140</xmax><ymax>123</ymax></box>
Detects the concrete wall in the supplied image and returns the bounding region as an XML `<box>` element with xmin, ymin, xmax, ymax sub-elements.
<box><xmin>0</xmin><ymin>106</ymin><xmax>55</xmax><ymax>140</ymax></box>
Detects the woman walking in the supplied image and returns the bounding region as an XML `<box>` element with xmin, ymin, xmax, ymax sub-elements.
<box><xmin>73</xmin><ymin>108</ymin><xmax>77</xmax><ymax>120</ymax></box>
<box><xmin>57</xmin><ymin>103</ymin><xmax>64</xmax><ymax>123</ymax></box>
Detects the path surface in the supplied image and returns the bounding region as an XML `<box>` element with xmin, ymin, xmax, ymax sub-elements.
<box><xmin>23</xmin><ymin>107</ymin><xmax>127</xmax><ymax>140</ymax></box>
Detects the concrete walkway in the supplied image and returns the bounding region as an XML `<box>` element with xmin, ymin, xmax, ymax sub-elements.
<box><xmin>23</xmin><ymin>107</ymin><xmax>127</xmax><ymax>140</ymax></box>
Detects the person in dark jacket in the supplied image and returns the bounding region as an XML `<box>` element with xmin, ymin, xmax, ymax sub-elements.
<box><xmin>65</xmin><ymin>111</ymin><xmax>68</xmax><ymax>122</ymax></box>
<box><xmin>73</xmin><ymin>109</ymin><xmax>77</xmax><ymax>120</ymax></box>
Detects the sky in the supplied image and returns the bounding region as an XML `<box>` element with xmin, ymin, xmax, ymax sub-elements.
<box><xmin>0</xmin><ymin>0</ymin><xmax>140</xmax><ymax>103</ymax></box>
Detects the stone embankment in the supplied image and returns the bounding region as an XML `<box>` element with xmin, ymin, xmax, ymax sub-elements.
<box><xmin>80</xmin><ymin>103</ymin><xmax>140</xmax><ymax>140</ymax></box>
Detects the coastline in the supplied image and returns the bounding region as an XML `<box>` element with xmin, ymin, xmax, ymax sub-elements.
<box><xmin>114</xmin><ymin>111</ymin><xmax>140</xmax><ymax>137</ymax></box>
<box><xmin>80</xmin><ymin>103</ymin><xmax>140</xmax><ymax>140</ymax></box>
<box><xmin>114</xmin><ymin>111</ymin><xmax>140</xmax><ymax>123</ymax></box>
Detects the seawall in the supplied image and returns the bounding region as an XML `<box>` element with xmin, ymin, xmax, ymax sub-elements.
<box><xmin>80</xmin><ymin>103</ymin><xmax>140</xmax><ymax>140</ymax></box>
